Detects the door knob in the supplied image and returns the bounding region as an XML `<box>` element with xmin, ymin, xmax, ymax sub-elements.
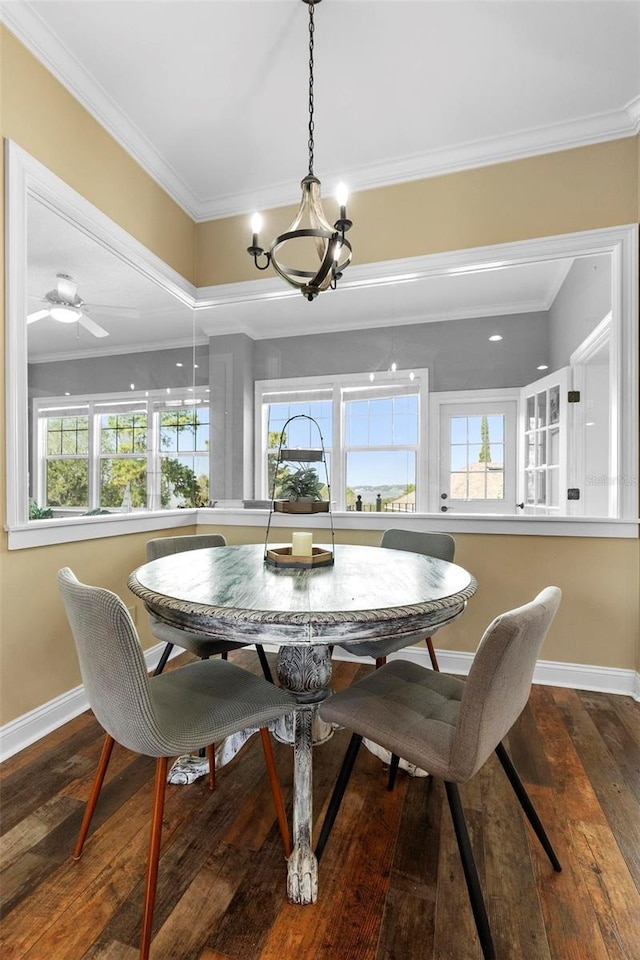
<box><xmin>440</xmin><ymin>505</ymin><xmax>448</xmax><ymax>512</ymax></box>
<box><xmin>516</xmin><ymin>502</ymin><xmax>524</xmax><ymax>510</ymax></box>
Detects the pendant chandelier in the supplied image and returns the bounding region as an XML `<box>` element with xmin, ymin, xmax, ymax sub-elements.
<box><xmin>247</xmin><ymin>0</ymin><xmax>353</xmax><ymax>301</ymax></box>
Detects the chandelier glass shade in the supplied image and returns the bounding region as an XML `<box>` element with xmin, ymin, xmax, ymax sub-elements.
<box><xmin>247</xmin><ymin>0</ymin><xmax>353</xmax><ymax>301</ymax></box>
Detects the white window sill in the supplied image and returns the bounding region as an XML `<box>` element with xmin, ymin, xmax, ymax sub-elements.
<box><xmin>6</xmin><ymin>505</ymin><xmax>638</xmax><ymax>549</ymax></box>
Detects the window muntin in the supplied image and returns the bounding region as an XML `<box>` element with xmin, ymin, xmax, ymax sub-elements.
<box><xmin>449</xmin><ymin>414</ymin><xmax>505</xmax><ymax>500</ymax></box>
<box><xmin>34</xmin><ymin>391</ymin><xmax>209</xmax><ymax>514</ymax></box>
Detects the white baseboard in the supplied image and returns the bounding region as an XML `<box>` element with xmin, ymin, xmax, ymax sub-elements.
<box><xmin>329</xmin><ymin>644</ymin><xmax>640</xmax><ymax>699</ymax></box>
<box><xmin>0</xmin><ymin>642</ymin><xmax>182</xmax><ymax>763</ymax></box>
<box><xmin>1</xmin><ymin>643</ymin><xmax>638</xmax><ymax>763</ymax></box>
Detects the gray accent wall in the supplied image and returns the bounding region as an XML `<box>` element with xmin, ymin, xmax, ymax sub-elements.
<box><xmin>250</xmin><ymin>311</ymin><xmax>549</xmax><ymax>391</ymax></box>
<box><xmin>548</xmin><ymin>254</ymin><xmax>611</xmax><ymax>370</ymax></box>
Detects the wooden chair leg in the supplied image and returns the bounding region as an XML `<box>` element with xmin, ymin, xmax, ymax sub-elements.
<box><xmin>375</xmin><ymin>656</ymin><xmax>387</xmax><ymax>669</ymax></box>
<box><xmin>139</xmin><ymin>756</ymin><xmax>168</xmax><ymax>960</ymax></box>
<box><xmin>426</xmin><ymin>635</ymin><xmax>440</xmax><ymax>671</ymax></box>
<box><xmin>444</xmin><ymin>781</ymin><xmax>495</xmax><ymax>960</ymax></box>
<box><xmin>206</xmin><ymin>743</ymin><xmax>216</xmax><ymax>791</ymax></box>
<box><xmin>260</xmin><ymin>728</ymin><xmax>291</xmax><ymax>857</ymax></box>
<box><xmin>73</xmin><ymin>733</ymin><xmax>115</xmax><ymax>860</ymax></box>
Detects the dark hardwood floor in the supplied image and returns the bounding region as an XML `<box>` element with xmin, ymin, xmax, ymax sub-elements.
<box><xmin>1</xmin><ymin>651</ymin><xmax>639</xmax><ymax>960</ymax></box>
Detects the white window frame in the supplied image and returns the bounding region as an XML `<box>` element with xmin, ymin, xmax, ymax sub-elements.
<box><xmin>255</xmin><ymin>370</ymin><xmax>429</xmax><ymax>512</ymax></box>
<box><xmin>33</xmin><ymin>388</ymin><xmax>210</xmax><ymax>515</ymax></box>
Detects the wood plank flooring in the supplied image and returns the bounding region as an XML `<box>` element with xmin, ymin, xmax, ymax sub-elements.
<box><xmin>1</xmin><ymin>652</ymin><xmax>639</xmax><ymax>960</ymax></box>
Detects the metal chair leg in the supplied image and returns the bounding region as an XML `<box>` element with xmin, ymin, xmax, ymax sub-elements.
<box><xmin>256</xmin><ymin>644</ymin><xmax>274</xmax><ymax>684</ymax></box>
<box><xmin>139</xmin><ymin>756</ymin><xmax>168</xmax><ymax>960</ymax></box>
<box><xmin>495</xmin><ymin>742</ymin><xmax>562</xmax><ymax>872</ymax></box>
<box><xmin>387</xmin><ymin>752</ymin><xmax>400</xmax><ymax>791</ymax></box>
<box><xmin>315</xmin><ymin>733</ymin><xmax>363</xmax><ymax>862</ymax></box>
<box><xmin>260</xmin><ymin>728</ymin><xmax>291</xmax><ymax>857</ymax></box>
<box><xmin>444</xmin><ymin>781</ymin><xmax>496</xmax><ymax>960</ymax></box>
<box><xmin>73</xmin><ymin>734</ymin><xmax>115</xmax><ymax>860</ymax></box>
<box><xmin>152</xmin><ymin>643</ymin><xmax>173</xmax><ymax>676</ymax></box>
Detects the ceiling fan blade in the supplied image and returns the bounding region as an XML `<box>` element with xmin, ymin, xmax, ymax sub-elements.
<box><xmin>78</xmin><ymin>314</ymin><xmax>110</xmax><ymax>338</ymax></box>
<box><xmin>27</xmin><ymin>309</ymin><xmax>50</xmax><ymax>324</ymax></box>
<box><xmin>85</xmin><ymin>303</ymin><xmax>139</xmax><ymax>320</ymax></box>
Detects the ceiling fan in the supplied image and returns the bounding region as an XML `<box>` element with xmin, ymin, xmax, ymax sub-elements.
<box><xmin>27</xmin><ymin>274</ymin><xmax>138</xmax><ymax>338</ymax></box>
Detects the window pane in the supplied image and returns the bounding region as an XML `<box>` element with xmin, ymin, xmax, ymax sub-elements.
<box><xmin>160</xmin><ymin>455</ymin><xmax>208</xmax><ymax>507</ymax></box>
<box><xmin>100</xmin><ymin>459</ymin><xmax>147</xmax><ymax>508</ymax></box>
<box><xmin>345</xmin><ymin>395</ymin><xmax>417</xmax><ymax>449</ymax></box>
<box><xmin>100</xmin><ymin>413</ymin><xmax>147</xmax><ymax>453</ymax></box>
<box><xmin>345</xmin><ymin>451</ymin><xmax>416</xmax><ymax>512</ymax></box>
<box><xmin>46</xmin><ymin>460</ymin><xmax>89</xmax><ymax>507</ymax></box>
<box><xmin>448</xmin><ymin>413</ymin><xmax>505</xmax><ymax>501</ymax></box>
<box><xmin>267</xmin><ymin>401</ymin><xmax>332</xmax><ymax>447</ymax></box>
<box><xmin>46</xmin><ymin>416</ymin><xmax>88</xmax><ymax>456</ymax></box>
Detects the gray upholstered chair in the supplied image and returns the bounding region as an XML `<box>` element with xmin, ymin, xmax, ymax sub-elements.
<box><xmin>336</xmin><ymin>529</ymin><xmax>457</xmax><ymax>670</ymax></box>
<box><xmin>316</xmin><ymin>587</ymin><xmax>562</xmax><ymax>960</ymax></box>
<box><xmin>146</xmin><ymin>534</ymin><xmax>273</xmax><ymax>683</ymax></box>
<box><xmin>58</xmin><ymin>567</ymin><xmax>295</xmax><ymax>960</ymax></box>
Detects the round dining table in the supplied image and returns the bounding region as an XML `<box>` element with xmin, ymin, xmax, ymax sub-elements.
<box><xmin>128</xmin><ymin>541</ymin><xmax>477</xmax><ymax>904</ymax></box>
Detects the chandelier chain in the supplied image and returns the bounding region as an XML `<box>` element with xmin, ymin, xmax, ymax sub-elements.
<box><xmin>307</xmin><ymin>1</ymin><xmax>315</xmax><ymax>176</ymax></box>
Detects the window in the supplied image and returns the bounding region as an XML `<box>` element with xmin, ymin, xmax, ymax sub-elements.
<box><xmin>34</xmin><ymin>390</ymin><xmax>209</xmax><ymax>515</ymax></box>
<box><xmin>256</xmin><ymin>372</ymin><xmax>427</xmax><ymax>511</ymax></box>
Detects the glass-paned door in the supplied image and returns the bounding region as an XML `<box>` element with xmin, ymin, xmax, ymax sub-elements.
<box><xmin>519</xmin><ymin>368</ymin><xmax>569</xmax><ymax>516</ymax></box>
<box><xmin>438</xmin><ymin>400</ymin><xmax>517</xmax><ymax>514</ymax></box>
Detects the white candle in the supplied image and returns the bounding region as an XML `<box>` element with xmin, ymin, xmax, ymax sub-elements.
<box><xmin>292</xmin><ymin>531</ymin><xmax>313</xmax><ymax>557</ymax></box>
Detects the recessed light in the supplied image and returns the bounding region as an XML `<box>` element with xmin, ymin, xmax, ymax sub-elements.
<box><xmin>489</xmin><ymin>334</ymin><xmax>503</xmax><ymax>342</ymax></box>
<box><xmin>176</xmin><ymin>362</ymin><xmax>183</xmax><ymax>367</ymax></box>
<box><xmin>537</xmin><ymin>364</ymin><xmax>549</xmax><ymax>371</ymax></box>
<box><xmin>130</xmin><ymin>383</ymin><xmax>135</xmax><ymax>390</ymax></box>
<box><xmin>586</xmin><ymin>421</ymin><xmax>595</xmax><ymax>427</ymax></box>
<box><xmin>193</xmin><ymin>364</ymin><xmax>199</xmax><ymax>369</ymax></box>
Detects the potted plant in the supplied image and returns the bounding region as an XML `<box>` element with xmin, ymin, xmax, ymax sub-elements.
<box><xmin>275</xmin><ymin>466</ymin><xmax>329</xmax><ymax>513</ymax></box>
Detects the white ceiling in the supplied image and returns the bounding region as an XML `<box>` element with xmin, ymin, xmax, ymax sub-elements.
<box><xmin>5</xmin><ymin>0</ymin><xmax>640</xmax><ymax>220</ymax></box>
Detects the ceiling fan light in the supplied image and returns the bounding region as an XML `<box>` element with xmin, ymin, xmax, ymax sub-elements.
<box><xmin>50</xmin><ymin>305</ymin><xmax>81</xmax><ymax>323</ymax></box>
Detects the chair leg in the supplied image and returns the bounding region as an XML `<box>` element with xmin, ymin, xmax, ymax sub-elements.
<box><xmin>73</xmin><ymin>733</ymin><xmax>115</xmax><ymax>860</ymax></box>
<box><xmin>256</xmin><ymin>645</ymin><xmax>274</xmax><ymax>684</ymax></box>
<box><xmin>260</xmin><ymin>728</ymin><xmax>291</xmax><ymax>857</ymax></box>
<box><xmin>387</xmin><ymin>752</ymin><xmax>401</xmax><ymax>791</ymax></box>
<box><xmin>315</xmin><ymin>733</ymin><xmax>363</xmax><ymax>863</ymax></box>
<box><xmin>444</xmin><ymin>781</ymin><xmax>496</xmax><ymax>960</ymax></box>
<box><xmin>152</xmin><ymin>643</ymin><xmax>173</xmax><ymax>677</ymax></box>
<box><xmin>139</xmin><ymin>756</ymin><xmax>168</xmax><ymax>960</ymax></box>
<box><xmin>495</xmin><ymin>742</ymin><xmax>562</xmax><ymax>872</ymax></box>
<box><xmin>375</xmin><ymin>656</ymin><xmax>386</xmax><ymax>669</ymax></box>
<box><xmin>206</xmin><ymin>743</ymin><xmax>216</xmax><ymax>792</ymax></box>
<box><xmin>426</xmin><ymin>635</ymin><xmax>440</xmax><ymax>671</ymax></box>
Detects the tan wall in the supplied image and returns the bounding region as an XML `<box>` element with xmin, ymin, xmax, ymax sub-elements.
<box><xmin>196</xmin><ymin>137</ymin><xmax>639</xmax><ymax>286</ymax></box>
<box><xmin>0</xmin><ymin>23</ymin><xmax>638</xmax><ymax>728</ymax></box>
<box><xmin>201</xmin><ymin>525</ymin><xmax>639</xmax><ymax>672</ymax></box>
<box><xmin>0</xmin><ymin>27</ymin><xmax>196</xmax><ymax>282</ymax></box>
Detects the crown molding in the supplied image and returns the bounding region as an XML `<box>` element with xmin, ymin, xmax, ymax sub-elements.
<box><xmin>199</xmin><ymin>102</ymin><xmax>640</xmax><ymax>222</ymax></box>
<box><xmin>1</xmin><ymin>1</ymin><xmax>198</xmax><ymax>219</ymax></box>
<box><xmin>3</xmin><ymin>2</ymin><xmax>639</xmax><ymax>224</ymax></box>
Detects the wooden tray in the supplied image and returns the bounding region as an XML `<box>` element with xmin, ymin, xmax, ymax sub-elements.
<box><xmin>273</xmin><ymin>500</ymin><xmax>330</xmax><ymax>514</ymax></box>
<box><xmin>265</xmin><ymin>546</ymin><xmax>334</xmax><ymax>569</ymax></box>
